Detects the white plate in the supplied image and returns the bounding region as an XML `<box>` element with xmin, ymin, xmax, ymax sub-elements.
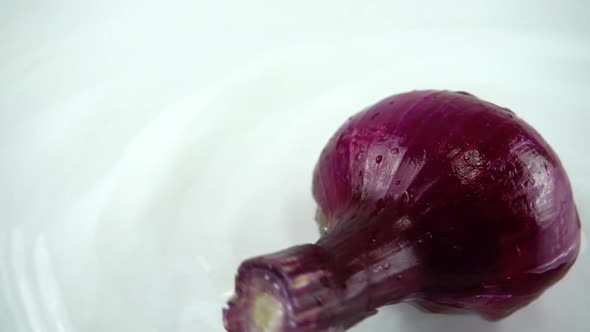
<box><xmin>1</xmin><ymin>1</ymin><xmax>589</xmax><ymax>331</ymax></box>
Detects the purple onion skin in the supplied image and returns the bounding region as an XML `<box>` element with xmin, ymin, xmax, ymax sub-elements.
<box><xmin>224</xmin><ymin>90</ymin><xmax>581</xmax><ymax>332</ymax></box>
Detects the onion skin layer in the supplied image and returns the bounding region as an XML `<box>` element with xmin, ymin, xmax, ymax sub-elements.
<box><xmin>224</xmin><ymin>90</ymin><xmax>581</xmax><ymax>332</ymax></box>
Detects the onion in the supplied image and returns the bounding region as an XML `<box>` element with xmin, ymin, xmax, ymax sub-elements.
<box><xmin>223</xmin><ymin>90</ymin><xmax>581</xmax><ymax>332</ymax></box>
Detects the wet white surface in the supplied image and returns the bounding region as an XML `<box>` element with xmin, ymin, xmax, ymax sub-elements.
<box><xmin>1</xmin><ymin>1</ymin><xmax>589</xmax><ymax>331</ymax></box>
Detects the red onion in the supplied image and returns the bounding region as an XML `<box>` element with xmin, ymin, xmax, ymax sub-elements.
<box><xmin>223</xmin><ymin>90</ymin><xmax>581</xmax><ymax>332</ymax></box>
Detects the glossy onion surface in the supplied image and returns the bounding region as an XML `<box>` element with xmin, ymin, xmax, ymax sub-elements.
<box><xmin>224</xmin><ymin>90</ymin><xmax>581</xmax><ymax>332</ymax></box>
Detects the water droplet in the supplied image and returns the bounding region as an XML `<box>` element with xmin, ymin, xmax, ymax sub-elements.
<box><xmin>401</xmin><ymin>191</ymin><xmax>413</xmax><ymax>205</ymax></box>
<box><xmin>394</xmin><ymin>180</ymin><xmax>401</xmax><ymax>185</ymax></box>
<box><xmin>314</xmin><ymin>296</ymin><xmax>324</xmax><ymax>305</ymax></box>
<box><xmin>355</xmin><ymin>153</ymin><xmax>362</xmax><ymax>161</ymax></box>
<box><xmin>417</xmin><ymin>238</ymin><xmax>424</xmax><ymax>244</ymax></box>
<box><xmin>383</xmin><ymin>263</ymin><xmax>391</xmax><ymax>270</ymax></box>
<box><xmin>391</xmin><ymin>147</ymin><xmax>400</xmax><ymax>154</ymax></box>
<box><xmin>375</xmin><ymin>155</ymin><xmax>383</xmax><ymax>164</ymax></box>
<box><xmin>396</xmin><ymin>274</ymin><xmax>403</xmax><ymax>280</ymax></box>
<box><xmin>273</xmin><ymin>283</ymin><xmax>280</xmax><ymax>290</ymax></box>
<box><xmin>506</xmin><ymin>276</ymin><xmax>512</xmax><ymax>280</ymax></box>
<box><xmin>528</xmin><ymin>201</ymin><xmax>535</xmax><ymax>210</ymax></box>
<box><xmin>371</xmin><ymin>238</ymin><xmax>377</xmax><ymax>243</ymax></box>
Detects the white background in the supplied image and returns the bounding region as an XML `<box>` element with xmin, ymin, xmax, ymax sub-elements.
<box><xmin>1</xmin><ymin>1</ymin><xmax>589</xmax><ymax>331</ymax></box>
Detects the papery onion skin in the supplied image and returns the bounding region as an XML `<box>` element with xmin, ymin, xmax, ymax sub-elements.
<box><xmin>224</xmin><ymin>90</ymin><xmax>581</xmax><ymax>332</ymax></box>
